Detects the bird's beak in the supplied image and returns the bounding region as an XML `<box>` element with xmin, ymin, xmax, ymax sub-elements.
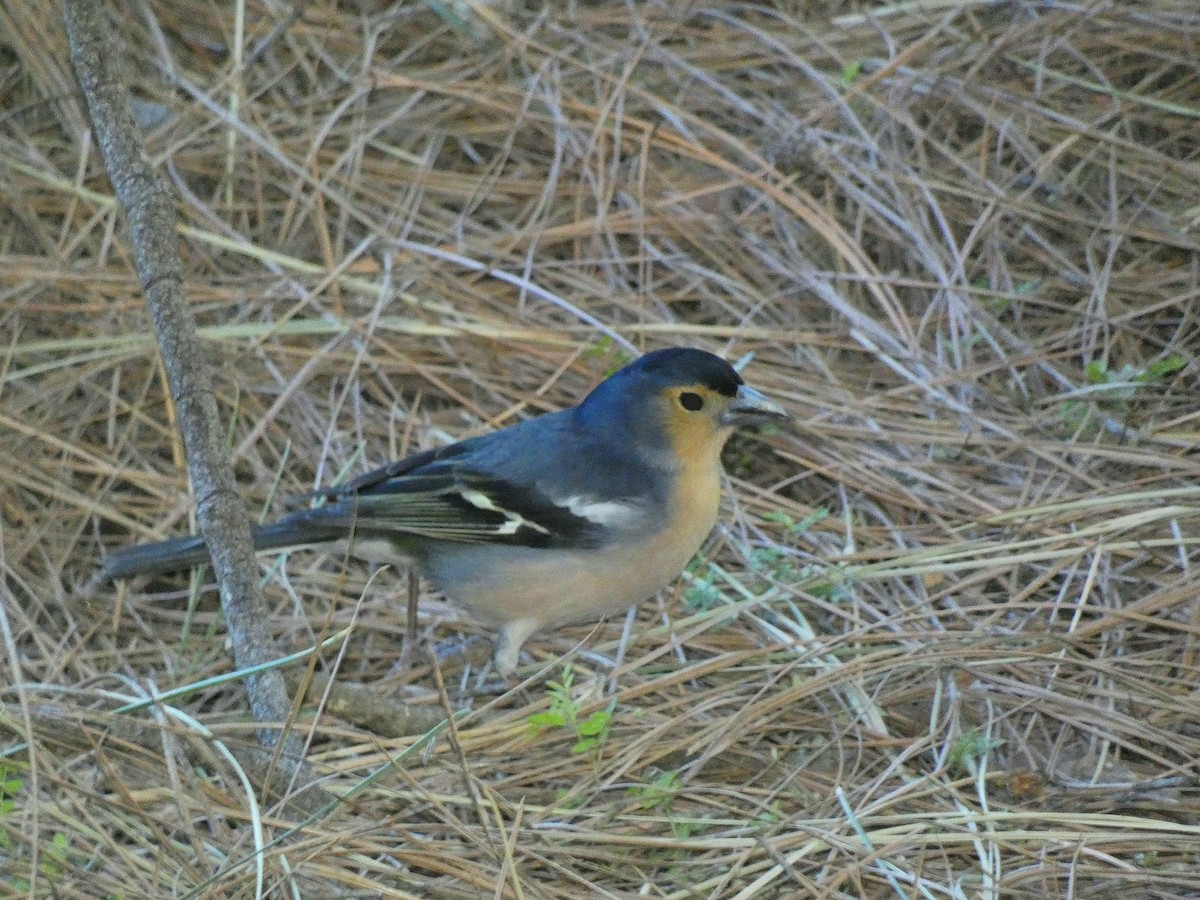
<box><xmin>721</xmin><ymin>384</ymin><xmax>789</xmax><ymax>427</ymax></box>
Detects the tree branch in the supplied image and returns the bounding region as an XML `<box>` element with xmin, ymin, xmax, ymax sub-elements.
<box><xmin>63</xmin><ymin>0</ymin><xmax>304</xmax><ymax>764</ymax></box>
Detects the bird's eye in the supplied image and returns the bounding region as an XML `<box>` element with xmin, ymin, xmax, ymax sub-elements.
<box><xmin>679</xmin><ymin>391</ymin><xmax>704</xmax><ymax>412</ymax></box>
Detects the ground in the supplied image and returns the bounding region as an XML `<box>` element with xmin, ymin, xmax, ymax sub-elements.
<box><xmin>2</xmin><ymin>1</ymin><xmax>1200</xmax><ymax>897</ymax></box>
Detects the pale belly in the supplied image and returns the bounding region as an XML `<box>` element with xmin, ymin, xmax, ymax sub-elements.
<box><xmin>425</xmin><ymin>525</ymin><xmax>709</xmax><ymax>628</ymax></box>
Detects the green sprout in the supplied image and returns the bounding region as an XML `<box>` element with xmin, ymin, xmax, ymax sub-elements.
<box><xmin>526</xmin><ymin>665</ymin><xmax>613</xmax><ymax>754</ymax></box>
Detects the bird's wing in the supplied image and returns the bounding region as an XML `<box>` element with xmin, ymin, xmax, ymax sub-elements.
<box><xmin>340</xmin><ymin>464</ymin><xmax>613</xmax><ymax>548</ymax></box>
<box><xmin>288</xmin><ymin>415</ymin><xmax>653</xmax><ymax>549</ymax></box>
<box><xmin>293</xmin><ymin>456</ymin><xmax>646</xmax><ymax>550</ymax></box>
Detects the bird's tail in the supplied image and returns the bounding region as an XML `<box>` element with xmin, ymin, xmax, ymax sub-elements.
<box><xmin>100</xmin><ymin>514</ymin><xmax>344</xmax><ymax>581</ymax></box>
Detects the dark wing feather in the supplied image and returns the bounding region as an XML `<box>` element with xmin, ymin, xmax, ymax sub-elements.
<box><xmin>286</xmin><ymin>452</ymin><xmax>608</xmax><ymax>550</ymax></box>
<box><xmin>287</xmin><ymin>442</ymin><xmax>467</xmax><ymax>506</ymax></box>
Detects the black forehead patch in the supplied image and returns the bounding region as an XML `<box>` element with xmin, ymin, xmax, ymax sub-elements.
<box><xmin>634</xmin><ymin>348</ymin><xmax>743</xmax><ymax>397</ymax></box>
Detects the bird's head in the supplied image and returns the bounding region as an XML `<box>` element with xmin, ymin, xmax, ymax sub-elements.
<box><xmin>578</xmin><ymin>348</ymin><xmax>788</xmax><ymax>467</ymax></box>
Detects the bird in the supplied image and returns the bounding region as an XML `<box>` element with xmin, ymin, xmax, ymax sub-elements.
<box><xmin>101</xmin><ymin>347</ymin><xmax>788</xmax><ymax>674</ymax></box>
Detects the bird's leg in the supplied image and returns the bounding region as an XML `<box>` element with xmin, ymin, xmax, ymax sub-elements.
<box><xmin>493</xmin><ymin>617</ymin><xmax>541</xmax><ymax>678</ymax></box>
<box><xmin>388</xmin><ymin>569</ymin><xmax>421</xmax><ymax>677</ymax></box>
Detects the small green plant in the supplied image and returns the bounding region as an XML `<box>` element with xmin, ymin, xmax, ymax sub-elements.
<box><xmin>584</xmin><ymin>336</ymin><xmax>634</xmax><ymax>376</ymax></box>
<box><xmin>1089</xmin><ymin>354</ymin><xmax>1188</xmax><ymax>386</ymax></box>
<box><xmin>627</xmin><ymin>770</ymin><xmax>713</xmax><ymax>839</ymax></box>
<box><xmin>526</xmin><ymin>665</ymin><xmax>613</xmax><ymax>754</ymax></box>
<box><xmin>42</xmin><ymin>831</ymin><xmax>70</xmax><ymax>877</ymax></box>
<box><xmin>755</xmin><ymin>801</ymin><xmax>785</xmax><ymax>827</ymax></box>
<box><xmin>1062</xmin><ymin>353</ymin><xmax>1189</xmax><ymax>432</ymax></box>
<box><xmin>802</xmin><ymin>559</ymin><xmax>857</xmax><ymax>602</ymax></box>
<box><xmin>947</xmin><ymin>729</ymin><xmax>1004</xmax><ymax>774</ymax></box>
<box><xmin>552</xmin><ymin>788</ymin><xmax>588</xmax><ymax>810</ymax></box>
<box><xmin>683</xmin><ymin>558</ymin><xmax>724</xmax><ymax>611</ymax></box>
<box><xmin>749</xmin><ymin>545</ymin><xmax>796</xmax><ymax>581</ymax></box>
<box><xmin>668</xmin><ymin>816</ymin><xmax>711</xmax><ymax>840</ymax></box>
<box><xmin>749</xmin><ymin>507</ymin><xmax>830</xmax><ymax>584</ymax></box>
<box><xmin>749</xmin><ymin>506</ymin><xmax>841</xmax><ymax>589</ymax></box>
<box><xmin>0</xmin><ymin>760</ymin><xmax>23</xmax><ymax>851</ymax></box>
<box><xmin>1</xmin><ymin>762</ymin><xmax>72</xmax><ymax>889</ymax></box>
<box><xmin>629</xmin><ymin>768</ymin><xmax>680</xmax><ymax>814</ymax></box>
<box><xmin>763</xmin><ymin>507</ymin><xmax>829</xmax><ymax>536</ymax></box>
<box><xmin>743</xmin><ymin>506</ymin><xmax>861</xmax><ymax>602</ymax></box>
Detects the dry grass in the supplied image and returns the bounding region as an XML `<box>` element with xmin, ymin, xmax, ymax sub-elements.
<box><xmin>3</xmin><ymin>0</ymin><xmax>1200</xmax><ymax>896</ymax></box>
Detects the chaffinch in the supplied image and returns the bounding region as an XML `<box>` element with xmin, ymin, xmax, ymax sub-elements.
<box><xmin>102</xmin><ymin>347</ymin><xmax>788</xmax><ymax>674</ymax></box>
